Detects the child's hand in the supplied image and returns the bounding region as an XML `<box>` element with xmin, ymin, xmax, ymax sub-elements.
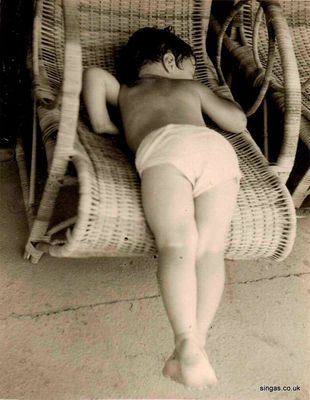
<box><xmin>95</xmin><ymin>122</ymin><xmax>120</xmax><ymax>135</ymax></box>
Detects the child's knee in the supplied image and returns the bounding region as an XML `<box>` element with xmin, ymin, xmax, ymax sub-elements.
<box><xmin>156</xmin><ymin>222</ymin><xmax>198</xmax><ymax>252</ymax></box>
<box><xmin>197</xmin><ymin>231</ymin><xmax>227</xmax><ymax>256</ymax></box>
<box><xmin>196</xmin><ymin>237</ymin><xmax>226</xmax><ymax>262</ymax></box>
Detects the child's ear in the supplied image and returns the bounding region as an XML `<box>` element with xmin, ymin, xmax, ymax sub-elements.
<box><xmin>162</xmin><ymin>52</ymin><xmax>176</xmax><ymax>72</ymax></box>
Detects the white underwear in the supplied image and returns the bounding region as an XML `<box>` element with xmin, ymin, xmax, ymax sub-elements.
<box><xmin>135</xmin><ymin>124</ymin><xmax>242</xmax><ymax>198</ymax></box>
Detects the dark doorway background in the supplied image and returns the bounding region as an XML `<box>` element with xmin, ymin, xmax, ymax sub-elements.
<box><xmin>0</xmin><ymin>0</ymin><xmax>34</xmax><ymax>149</ymax></box>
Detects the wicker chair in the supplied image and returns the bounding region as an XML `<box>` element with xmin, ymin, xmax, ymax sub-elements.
<box><xmin>17</xmin><ymin>0</ymin><xmax>299</xmax><ymax>263</ymax></box>
<box><xmin>211</xmin><ymin>0</ymin><xmax>309</xmax><ymax>207</ymax></box>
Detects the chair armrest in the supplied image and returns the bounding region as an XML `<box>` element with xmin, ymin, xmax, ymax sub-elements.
<box><xmin>48</xmin><ymin>0</ymin><xmax>83</xmax><ymax>176</ymax></box>
<box><xmin>263</xmin><ymin>1</ymin><xmax>301</xmax><ymax>181</ymax></box>
<box><xmin>27</xmin><ymin>0</ymin><xmax>83</xmax><ymax>245</ymax></box>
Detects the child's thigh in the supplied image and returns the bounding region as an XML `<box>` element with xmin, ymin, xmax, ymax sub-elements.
<box><xmin>194</xmin><ymin>178</ymin><xmax>239</xmax><ymax>254</ymax></box>
<box><xmin>141</xmin><ymin>164</ymin><xmax>197</xmax><ymax>248</ymax></box>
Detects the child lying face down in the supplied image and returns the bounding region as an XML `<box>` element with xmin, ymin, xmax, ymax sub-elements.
<box><xmin>83</xmin><ymin>26</ymin><xmax>247</xmax><ymax>389</ymax></box>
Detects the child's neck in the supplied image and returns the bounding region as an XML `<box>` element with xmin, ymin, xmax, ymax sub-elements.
<box><xmin>138</xmin><ymin>73</ymin><xmax>167</xmax><ymax>80</ymax></box>
<box><xmin>139</xmin><ymin>63</ymin><xmax>169</xmax><ymax>79</ymax></box>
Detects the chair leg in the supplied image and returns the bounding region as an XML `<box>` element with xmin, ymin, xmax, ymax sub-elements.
<box><xmin>15</xmin><ymin>137</ymin><xmax>35</xmax><ymax>227</ymax></box>
<box><xmin>29</xmin><ymin>102</ymin><xmax>38</xmax><ymax>212</ymax></box>
<box><xmin>292</xmin><ymin>168</ymin><xmax>310</xmax><ymax>208</ymax></box>
<box><xmin>24</xmin><ymin>241</ymin><xmax>45</xmax><ymax>264</ymax></box>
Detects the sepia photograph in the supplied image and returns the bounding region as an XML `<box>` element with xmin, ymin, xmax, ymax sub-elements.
<box><xmin>0</xmin><ymin>0</ymin><xmax>309</xmax><ymax>399</ymax></box>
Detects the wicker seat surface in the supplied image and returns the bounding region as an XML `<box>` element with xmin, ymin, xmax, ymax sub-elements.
<box><xmin>25</xmin><ymin>0</ymin><xmax>296</xmax><ymax>262</ymax></box>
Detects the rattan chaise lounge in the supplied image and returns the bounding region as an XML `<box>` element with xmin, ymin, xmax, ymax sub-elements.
<box><xmin>17</xmin><ymin>0</ymin><xmax>300</xmax><ymax>264</ymax></box>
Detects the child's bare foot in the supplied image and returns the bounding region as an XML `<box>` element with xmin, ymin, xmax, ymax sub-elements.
<box><xmin>164</xmin><ymin>334</ymin><xmax>218</xmax><ymax>389</ymax></box>
<box><xmin>178</xmin><ymin>336</ymin><xmax>218</xmax><ymax>388</ymax></box>
<box><xmin>162</xmin><ymin>351</ymin><xmax>182</xmax><ymax>384</ymax></box>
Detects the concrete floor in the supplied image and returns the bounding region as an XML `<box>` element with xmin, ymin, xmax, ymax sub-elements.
<box><xmin>0</xmin><ymin>159</ymin><xmax>309</xmax><ymax>400</ymax></box>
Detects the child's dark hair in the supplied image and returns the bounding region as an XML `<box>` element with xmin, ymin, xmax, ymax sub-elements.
<box><xmin>118</xmin><ymin>26</ymin><xmax>194</xmax><ymax>85</ymax></box>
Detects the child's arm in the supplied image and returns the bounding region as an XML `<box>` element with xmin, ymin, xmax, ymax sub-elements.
<box><xmin>83</xmin><ymin>68</ymin><xmax>120</xmax><ymax>135</ymax></box>
<box><xmin>194</xmin><ymin>82</ymin><xmax>247</xmax><ymax>133</ymax></box>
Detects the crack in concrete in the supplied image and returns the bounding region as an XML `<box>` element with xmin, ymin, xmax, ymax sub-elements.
<box><xmin>1</xmin><ymin>271</ymin><xmax>309</xmax><ymax>321</ymax></box>
<box><xmin>226</xmin><ymin>271</ymin><xmax>310</xmax><ymax>286</ymax></box>
<box><xmin>0</xmin><ymin>294</ymin><xmax>160</xmax><ymax>321</ymax></box>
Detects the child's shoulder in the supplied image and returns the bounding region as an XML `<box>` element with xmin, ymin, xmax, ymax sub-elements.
<box><xmin>173</xmin><ymin>79</ymin><xmax>205</xmax><ymax>97</ymax></box>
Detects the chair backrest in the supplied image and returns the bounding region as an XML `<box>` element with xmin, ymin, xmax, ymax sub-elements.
<box><xmin>34</xmin><ymin>0</ymin><xmax>212</xmax><ymax>99</ymax></box>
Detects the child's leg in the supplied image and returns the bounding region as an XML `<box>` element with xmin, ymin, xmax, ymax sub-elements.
<box><xmin>163</xmin><ymin>178</ymin><xmax>239</xmax><ymax>386</ymax></box>
<box><xmin>194</xmin><ymin>179</ymin><xmax>239</xmax><ymax>345</ymax></box>
<box><xmin>141</xmin><ymin>164</ymin><xmax>198</xmax><ymax>336</ymax></box>
<box><xmin>141</xmin><ymin>164</ymin><xmax>216</xmax><ymax>388</ymax></box>
<box><xmin>82</xmin><ymin>67</ymin><xmax>120</xmax><ymax>135</ymax></box>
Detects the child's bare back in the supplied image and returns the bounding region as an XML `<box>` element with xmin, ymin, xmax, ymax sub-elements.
<box><xmin>119</xmin><ymin>77</ymin><xmax>205</xmax><ymax>152</ymax></box>
<box><xmin>120</xmin><ymin>77</ymin><xmax>246</xmax><ymax>153</ymax></box>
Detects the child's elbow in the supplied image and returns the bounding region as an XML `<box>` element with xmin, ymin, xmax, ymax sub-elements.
<box><xmin>230</xmin><ymin>111</ymin><xmax>247</xmax><ymax>133</ymax></box>
<box><xmin>92</xmin><ymin>122</ymin><xmax>105</xmax><ymax>134</ymax></box>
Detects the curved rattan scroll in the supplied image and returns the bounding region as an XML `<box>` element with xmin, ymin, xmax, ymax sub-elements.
<box><xmin>216</xmin><ymin>0</ymin><xmax>276</xmax><ymax>116</ymax></box>
<box><xmin>216</xmin><ymin>0</ymin><xmax>249</xmax><ymax>85</ymax></box>
<box><xmin>252</xmin><ymin>5</ymin><xmax>283</xmax><ymax>93</ymax></box>
<box><xmin>216</xmin><ymin>0</ymin><xmax>301</xmax><ymax>179</ymax></box>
